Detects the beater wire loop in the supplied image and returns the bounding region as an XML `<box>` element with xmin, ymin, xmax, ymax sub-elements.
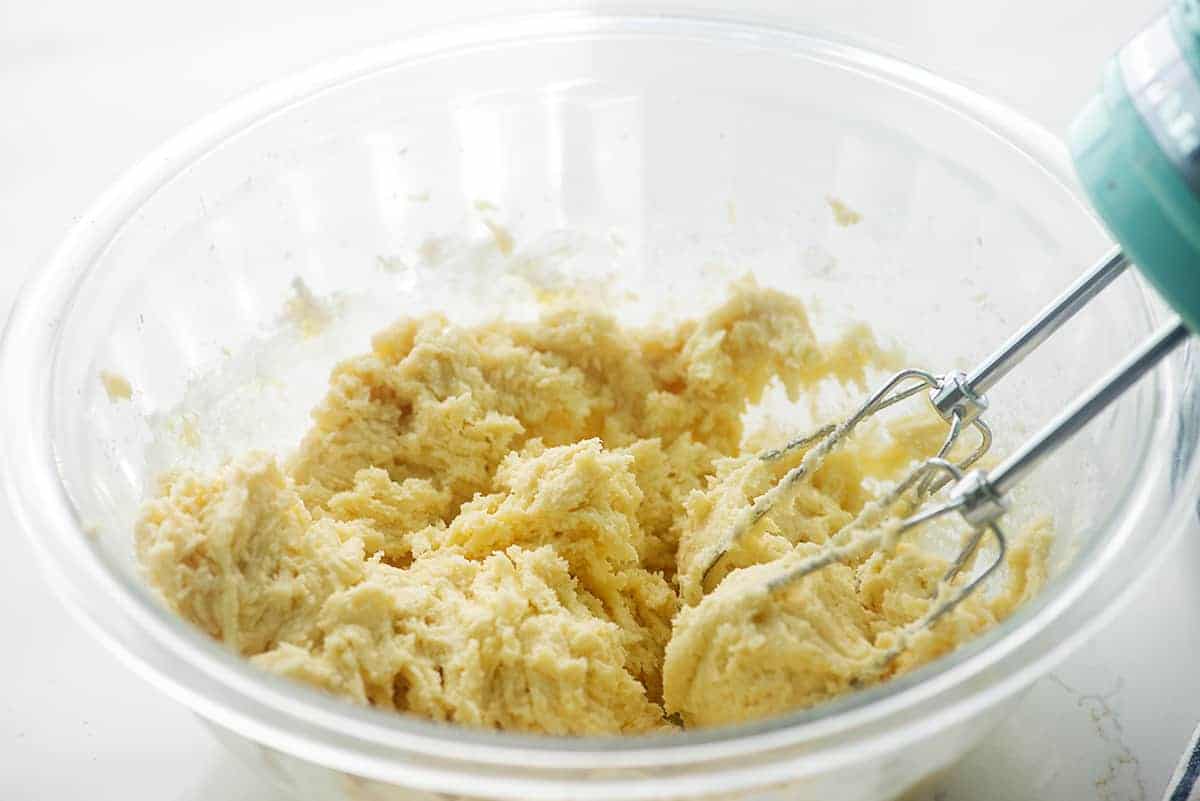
<box><xmin>699</xmin><ymin>369</ymin><xmax>942</xmax><ymax>584</ymax></box>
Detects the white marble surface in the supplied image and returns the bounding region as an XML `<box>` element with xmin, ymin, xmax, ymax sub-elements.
<box><xmin>2</xmin><ymin>1</ymin><xmax>1198</xmax><ymax>799</ymax></box>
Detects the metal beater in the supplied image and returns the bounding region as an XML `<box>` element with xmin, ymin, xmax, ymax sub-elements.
<box><xmin>699</xmin><ymin>248</ymin><xmax>1186</xmax><ymax>658</ymax></box>
<box><xmin>699</xmin><ymin>0</ymin><xmax>1200</xmax><ymax>660</ymax></box>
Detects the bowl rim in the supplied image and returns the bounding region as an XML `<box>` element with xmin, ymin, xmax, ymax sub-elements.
<box><xmin>3</xmin><ymin>7</ymin><xmax>1197</xmax><ymax>792</ymax></box>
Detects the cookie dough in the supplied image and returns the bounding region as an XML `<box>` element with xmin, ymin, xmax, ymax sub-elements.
<box><xmin>136</xmin><ymin>278</ymin><xmax>1049</xmax><ymax>734</ymax></box>
<box><xmin>663</xmin><ymin>416</ymin><xmax>1050</xmax><ymax>727</ymax></box>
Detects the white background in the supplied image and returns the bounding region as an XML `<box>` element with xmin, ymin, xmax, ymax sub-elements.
<box><xmin>2</xmin><ymin>1</ymin><xmax>1199</xmax><ymax>799</ymax></box>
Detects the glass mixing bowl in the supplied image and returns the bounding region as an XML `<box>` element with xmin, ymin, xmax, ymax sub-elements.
<box><xmin>3</xmin><ymin>12</ymin><xmax>1198</xmax><ymax>801</ymax></box>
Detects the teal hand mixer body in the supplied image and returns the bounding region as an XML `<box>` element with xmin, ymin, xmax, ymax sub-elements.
<box><xmin>699</xmin><ymin>0</ymin><xmax>1200</xmax><ymax>659</ymax></box>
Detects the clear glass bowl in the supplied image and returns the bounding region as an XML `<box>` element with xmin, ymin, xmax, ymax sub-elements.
<box><xmin>3</xmin><ymin>13</ymin><xmax>1197</xmax><ymax>801</ymax></box>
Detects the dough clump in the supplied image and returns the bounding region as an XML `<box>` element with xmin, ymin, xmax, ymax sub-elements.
<box><xmin>136</xmin><ymin>278</ymin><xmax>1048</xmax><ymax>734</ymax></box>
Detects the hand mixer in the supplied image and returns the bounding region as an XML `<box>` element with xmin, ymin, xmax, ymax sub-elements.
<box><xmin>699</xmin><ymin>0</ymin><xmax>1200</xmax><ymax>664</ymax></box>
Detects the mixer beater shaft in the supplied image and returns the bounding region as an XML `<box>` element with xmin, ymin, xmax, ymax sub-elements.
<box><xmin>699</xmin><ymin>247</ymin><xmax>1133</xmax><ymax>585</ymax></box>
<box><xmin>699</xmin><ymin>247</ymin><xmax>1189</xmax><ymax>665</ymax></box>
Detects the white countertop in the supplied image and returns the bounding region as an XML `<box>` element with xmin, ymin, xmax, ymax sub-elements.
<box><xmin>2</xmin><ymin>1</ymin><xmax>1198</xmax><ymax>799</ymax></box>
